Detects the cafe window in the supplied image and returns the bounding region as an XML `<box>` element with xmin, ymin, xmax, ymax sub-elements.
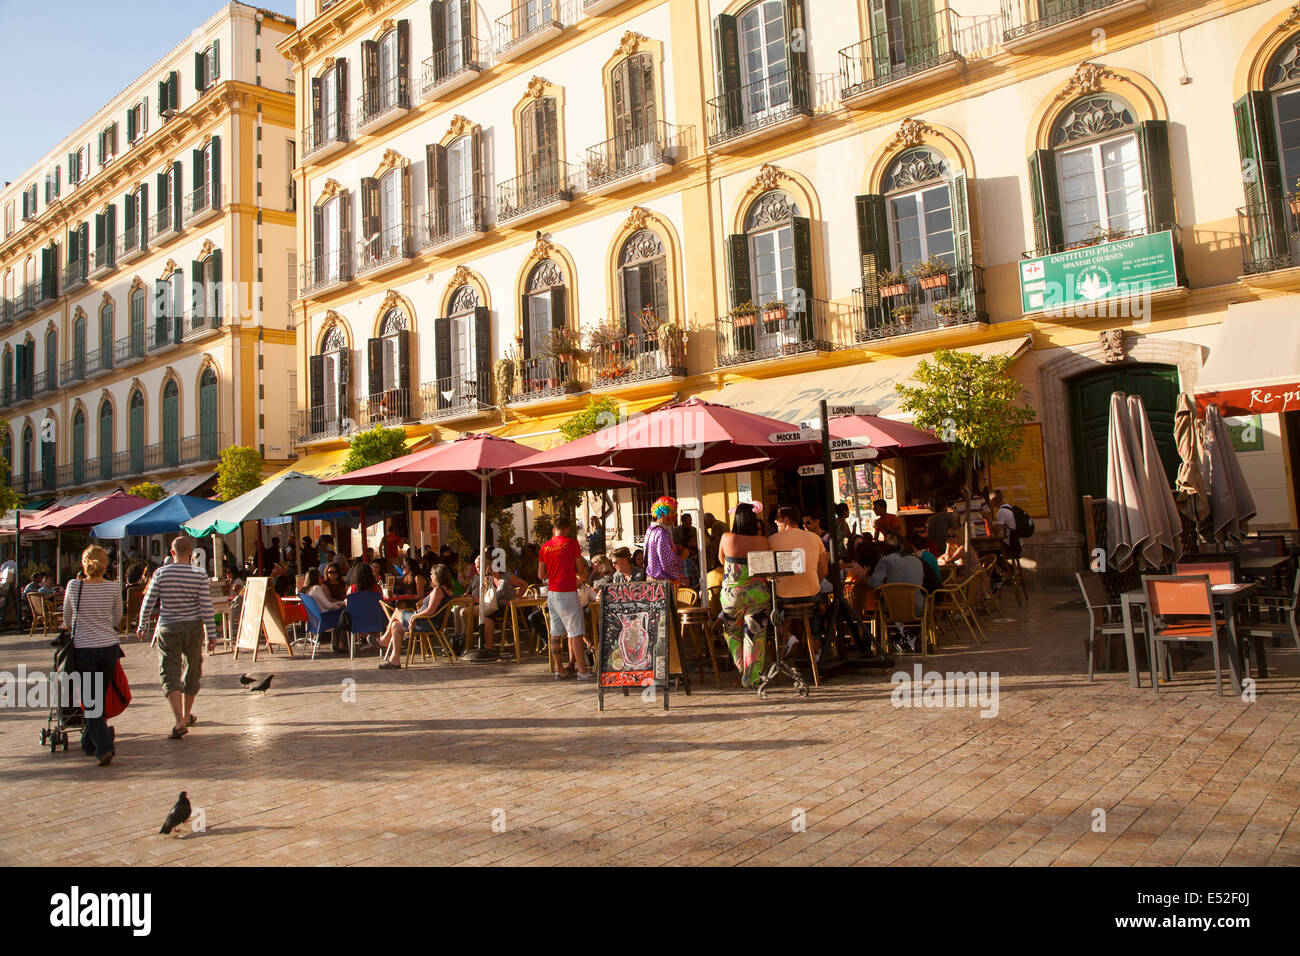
<box><xmin>631</xmin><ymin>471</ymin><xmax>678</xmax><ymax>544</ymax></box>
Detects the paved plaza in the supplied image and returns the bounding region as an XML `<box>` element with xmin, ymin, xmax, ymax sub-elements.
<box><xmin>1</xmin><ymin>591</ymin><xmax>1298</xmax><ymax>867</ymax></box>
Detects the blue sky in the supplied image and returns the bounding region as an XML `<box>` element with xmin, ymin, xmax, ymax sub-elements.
<box><xmin>0</xmin><ymin>0</ymin><xmax>296</xmax><ymax>184</ymax></box>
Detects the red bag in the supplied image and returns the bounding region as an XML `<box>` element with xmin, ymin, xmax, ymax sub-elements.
<box><xmin>103</xmin><ymin>657</ymin><xmax>131</xmax><ymax>720</ymax></box>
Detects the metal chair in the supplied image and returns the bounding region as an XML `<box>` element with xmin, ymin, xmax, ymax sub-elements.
<box><xmin>1240</xmin><ymin>569</ymin><xmax>1300</xmax><ymax>673</ymax></box>
<box><xmin>1142</xmin><ymin>574</ymin><xmax>1225</xmax><ymax>696</ymax></box>
<box><xmin>1076</xmin><ymin>571</ymin><xmax>1127</xmax><ymax>679</ymax></box>
<box><xmin>875</xmin><ymin>583</ymin><xmax>933</xmax><ymax>660</ymax></box>
<box><xmin>297</xmin><ymin>593</ymin><xmax>340</xmax><ymax>661</ymax></box>
<box><xmin>343</xmin><ymin>591</ymin><xmax>388</xmax><ymax>659</ymax></box>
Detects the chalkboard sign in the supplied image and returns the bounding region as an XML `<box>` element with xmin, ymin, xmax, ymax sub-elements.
<box><xmin>233</xmin><ymin>577</ymin><xmax>293</xmax><ymax>662</ymax></box>
<box><xmin>597</xmin><ymin>580</ymin><xmax>682</xmax><ymax>711</ymax></box>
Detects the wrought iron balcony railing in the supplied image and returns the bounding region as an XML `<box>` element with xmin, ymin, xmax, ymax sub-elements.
<box><xmin>116</xmin><ymin>223</ymin><xmax>148</xmax><ymax>261</ymax></box>
<box><xmin>150</xmin><ymin>206</ymin><xmax>180</xmax><ymax>238</ymax></box>
<box><xmin>420</xmin><ymin>35</ymin><xmax>487</xmax><ymax>98</ymax></box>
<box><xmin>301</xmin><ymin>242</ymin><xmax>353</xmax><ymax>296</ymax></box>
<box><xmin>1001</xmin><ymin>0</ymin><xmax>1135</xmax><ymax>45</ymax></box>
<box><xmin>113</xmin><ymin>333</ymin><xmax>147</xmax><ymax>367</ymax></box>
<box><xmin>183</xmin><ymin>183</ymin><xmax>222</xmax><ymax>224</ymax></box>
<box><xmin>356</xmin><ymin>222</ymin><xmax>411</xmax><ymax>276</ymax></box>
<box><xmin>422</xmin><ymin>193</ymin><xmax>488</xmax><ymax>249</ymax></box>
<box><xmin>1238</xmin><ymin>200</ymin><xmax>1300</xmax><ymax>275</ymax></box>
<box><xmin>715</xmin><ymin>298</ymin><xmax>838</xmax><ymax>368</ymax></box>
<box><xmin>839</xmin><ymin>10</ymin><xmax>963</xmax><ymax>101</ymax></box>
<box><xmin>584</xmin><ymin>121</ymin><xmax>681</xmax><ymax>193</ymax></box>
<box><xmin>59</xmin><ymin>348</ymin><xmax>108</xmax><ymax>385</ymax></box>
<box><xmin>303</xmin><ymin>109</ymin><xmax>350</xmax><ymax>159</ymax></box>
<box><xmin>357</xmin><ymin>74</ymin><xmax>410</xmax><ymax>131</ymax></box>
<box><xmin>63</xmin><ymin>258</ymin><xmax>89</xmax><ymax>291</ymax></box>
<box><xmin>300</xmin><ymin>405</ymin><xmax>347</xmax><ymax>442</ymax></box>
<box><xmin>420</xmin><ymin>373</ymin><xmax>492</xmax><ymax>420</ymax></box>
<box><xmin>707</xmin><ymin>67</ymin><xmax>812</xmax><ymax>148</ymax></box>
<box><xmin>506</xmin><ymin>356</ymin><xmax>581</xmax><ymax>404</ymax></box>
<box><xmin>90</xmin><ymin>241</ymin><xmax>116</xmax><ymax>276</ymax></box>
<box><xmin>495</xmin><ymin>0</ymin><xmax>569</xmax><ymax>57</ymax></box>
<box><xmin>590</xmin><ymin>330</ymin><xmax>686</xmax><ymax>388</ymax></box>
<box><xmin>496</xmin><ymin>162</ymin><xmax>578</xmax><ymax>224</ymax></box>
<box><xmin>357</xmin><ymin>387</ymin><xmax>414</xmax><ymax>428</ymax></box>
<box><xmin>853</xmin><ymin>264</ymin><xmax>987</xmax><ymax>343</ymax></box>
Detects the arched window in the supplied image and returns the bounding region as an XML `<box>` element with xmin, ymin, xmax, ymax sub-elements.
<box><xmin>162</xmin><ymin>379</ymin><xmax>179</xmax><ymax>466</ymax></box>
<box><xmin>313</xmin><ymin>59</ymin><xmax>347</xmax><ymax>146</ymax></box>
<box><xmin>523</xmin><ymin>259</ymin><xmax>566</xmax><ymax>359</ymax></box>
<box><xmin>72</xmin><ymin>408</ymin><xmax>86</xmax><ymax>485</ymax></box>
<box><xmin>361</xmin><ymin>21</ymin><xmax>408</xmax><ymax>121</ymax></box>
<box><xmin>129</xmin><ymin>389</ymin><xmax>145</xmax><ymax>473</ymax></box>
<box><xmin>199</xmin><ymin>368</ymin><xmax>218</xmax><ymax>459</ymax></box>
<box><xmin>1237</xmin><ymin>34</ymin><xmax>1300</xmax><ymax>268</ymax></box>
<box><xmin>359</xmin><ymin>166</ymin><xmax>407</xmax><ymax>271</ymax></box>
<box><xmin>366</xmin><ymin>309</ymin><xmax>410</xmax><ymax>416</ymax></box>
<box><xmin>618</xmin><ymin>230</ymin><xmax>667</xmax><ymax>336</ymax></box>
<box><xmin>98</xmin><ymin>399</ymin><xmax>113</xmax><ymax>480</ymax></box>
<box><xmin>0</xmin><ymin>428</ymin><xmax>11</xmax><ymax>482</ymax></box>
<box><xmin>43</xmin><ymin>328</ymin><xmax>57</xmax><ymax>389</ymax></box>
<box><xmin>129</xmin><ymin>287</ymin><xmax>146</xmax><ymax>358</ymax></box>
<box><xmin>309</xmin><ymin>326</ymin><xmax>350</xmax><ymax>437</ymax></box>
<box><xmin>431</xmin><ymin>0</ymin><xmax>473</xmax><ymax>78</ymax></box>
<box><xmin>40</xmin><ymin>419</ymin><xmax>54</xmax><ymax>490</ymax></box>
<box><xmin>312</xmin><ymin>193</ymin><xmax>347</xmax><ymax>288</ymax></box>
<box><xmin>99</xmin><ymin>301</ymin><xmax>113</xmax><ymax>368</ymax></box>
<box><xmin>520</xmin><ymin>97</ymin><xmax>559</xmax><ymax>193</ymax></box>
<box><xmin>20</xmin><ymin>424</ymin><xmax>33</xmax><ymax>494</ymax></box>
<box><xmin>882</xmin><ymin>147</ymin><xmax>956</xmax><ymax>274</ymax></box>
<box><xmin>433</xmin><ymin>286</ymin><xmax>488</xmax><ymax>409</ymax></box>
<box><xmin>153</xmin><ymin>270</ymin><xmax>184</xmax><ymax>350</ymax></box>
<box><xmin>428</xmin><ymin>133</ymin><xmax>482</xmax><ymax>241</ymax></box>
<box><xmin>736</xmin><ymin>0</ymin><xmax>790</xmax><ymax>123</ymax></box>
<box><xmin>610</xmin><ymin>53</ymin><xmax>658</xmax><ymax>165</ymax></box>
<box><xmin>1050</xmin><ymin>94</ymin><xmax>1144</xmax><ymax>246</ymax></box>
<box><xmin>72</xmin><ymin>313</ymin><xmax>87</xmax><ymax>380</ymax></box>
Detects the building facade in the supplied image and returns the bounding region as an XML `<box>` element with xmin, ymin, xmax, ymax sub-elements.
<box><xmin>0</xmin><ymin>2</ymin><xmax>299</xmax><ymax>508</ymax></box>
<box><xmin>280</xmin><ymin>0</ymin><xmax>1300</xmax><ymax>584</ymax></box>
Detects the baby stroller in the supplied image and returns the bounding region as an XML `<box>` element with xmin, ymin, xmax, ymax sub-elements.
<box><xmin>40</xmin><ymin>632</ymin><xmax>83</xmax><ymax>753</ymax></box>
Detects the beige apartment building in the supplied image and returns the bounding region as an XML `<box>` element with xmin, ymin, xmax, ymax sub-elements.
<box><xmin>279</xmin><ymin>0</ymin><xmax>1300</xmax><ymax>583</ymax></box>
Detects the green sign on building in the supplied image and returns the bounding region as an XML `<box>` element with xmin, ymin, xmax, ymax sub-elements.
<box><xmin>1018</xmin><ymin>230</ymin><xmax>1178</xmax><ymax>315</ymax></box>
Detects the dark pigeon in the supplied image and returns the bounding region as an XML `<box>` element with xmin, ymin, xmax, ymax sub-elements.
<box><xmin>248</xmin><ymin>675</ymin><xmax>275</xmax><ymax>694</ymax></box>
<box><xmin>159</xmin><ymin>792</ymin><xmax>191</xmax><ymax>836</ymax></box>
<box><xmin>239</xmin><ymin>674</ymin><xmax>255</xmax><ymax>687</ymax></box>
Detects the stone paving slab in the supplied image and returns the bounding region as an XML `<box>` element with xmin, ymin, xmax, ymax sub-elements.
<box><xmin>0</xmin><ymin>591</ymin><xmax>1298</xmax><ymax>866</ymax></box>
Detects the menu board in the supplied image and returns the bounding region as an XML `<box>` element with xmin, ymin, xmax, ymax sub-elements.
<box><xmin>987</xmin><ymin>423</ymin><xmax>1049</xmax><ymax>518</ymax></box>
<box><xmin>597</xmin><ymin>580</ymin><xmax>675</xmax><ymax>710</ymax></box>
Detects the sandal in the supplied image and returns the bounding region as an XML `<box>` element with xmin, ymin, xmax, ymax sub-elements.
<box><xmin>186</xmin><ymin>714</ymin><xmax>197</xmax><ymax>726</ymax></box>
<box><xmin>378</xmin><ymin>661</ymin><xmax>400</xmax><ymax>670</ymax></box>
<box><xmin>168</xmin><ymin>726</ymin><xmax>187</xmax><ymax>740</ymax></box>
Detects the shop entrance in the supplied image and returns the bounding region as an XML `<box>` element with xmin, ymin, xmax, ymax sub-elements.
<box><xmin>1068</xmin><ymin>363</ymin><xmax>1180</xmax><ymax>513</ymax></box>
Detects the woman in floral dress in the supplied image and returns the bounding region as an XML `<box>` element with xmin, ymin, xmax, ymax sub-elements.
<box><xmin>717</xmin><ymin>502</ymin><xmax>772</xmax><ymax>687</ymax></box>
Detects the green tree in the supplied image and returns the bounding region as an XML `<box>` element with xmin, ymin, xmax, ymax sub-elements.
<box><xmin>0</xmin><ymin>423</ymin><xmax>23</xmax><ymax>516</ymax></box>
<box><xmin>343</xmin><ymin>426</ymin><xmax>408</xmax><ymax>475</ymax></box>
<box><xmin>217</xmin><ymin>446</ymin><xmax>264</xmax><ymax>502</ymax></box>
<box><xmin>894</xmin><ymin>348</ymin><xmax>1036</xmax><ymax>545</ymax></box>
<box><xmin>128</xmin><ymin>481</ymin><xmax>166</xmax><ymax>501</ymax></box>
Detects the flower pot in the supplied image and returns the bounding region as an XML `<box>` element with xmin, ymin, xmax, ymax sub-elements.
<box><xmin>733</xmin><ymin>314</ymin><xmax>755</xmax><ymax>328</ymax></box>
<box><xmin>1290</xmin><ymin>198</ymin><xmax>1300</xmax><ymax>218</ymax></box>
<box><xmin>763</xmin><ymin>306</ymin><xmax>788</xmax><ymax>322</ymax></box>
<box><xmin>918</xmin><ymin>274</ymin><xmax>948</xmax><ymax>291</ymax></box>
<box><xmin>881</xmin><ymin>283</ymin><xmax>909</xmax><ymax>298</ymax></box>
<box><xmin>896</xmin><ymin>312</ymin><xmax>917</xmax><ymax>328</ymax></box>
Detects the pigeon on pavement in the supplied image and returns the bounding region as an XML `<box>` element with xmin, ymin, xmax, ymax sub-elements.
<box><xmin>159</xmin><ymin>792</ymin><xmax>191</xmax><ymax>836</ymax></box>
<box><xmin>248</xmin><ymin>674</ymin><xmax>275</xmax><ymax>694</ymax></box>
<box><xmin>239</xmin><ymin>674</ymin><xmax>255</xmax><ymax>687</ymax></box>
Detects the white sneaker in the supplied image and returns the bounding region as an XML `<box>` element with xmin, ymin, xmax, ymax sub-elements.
<box><xmin>575</xmin><ymin>670</ymin><xmax>596</xmax><ymax>682</ymax></box>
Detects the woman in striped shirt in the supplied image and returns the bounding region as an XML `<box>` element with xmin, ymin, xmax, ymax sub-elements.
<box><xmin>64</xmin><ymin>545</ymin><xmax>125</xmax><ymax>767</ymax></box>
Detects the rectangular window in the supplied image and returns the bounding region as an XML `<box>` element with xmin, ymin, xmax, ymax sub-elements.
<box><xmin>286</xmin><ymin>141</ymin><xmax>296</xmax><ymax>211</ymax></box>
<box><xmin>631</xmin><ymin>471</ymin><xmax>678</xmax><ymax>543</ymax></box>
<box><xmin>1058</xmin><ymin>134</ymin><xmax>1146</xmax><ymax>245</ymax></box>
<box><xmin>4</xmin><ymin>201</ymin><xmax>13</xmax><ymax>237</ymax></box>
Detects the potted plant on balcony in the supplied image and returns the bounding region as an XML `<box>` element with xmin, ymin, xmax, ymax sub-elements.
<box><xmin>893</xmin><ymin>301</ymin><xmax>919</xmax><ymax>330</ymax></box>
<box><xmin>909</xmin><ymin>256</ymin><xmax>950</xmax><ymax>291</ymax></box>
<box><xmin>729</xmin><ymin>301</ymin><xmax>757</xmax><ymax>352</ymax></box>
<box><xmin>879</xmin><ymin>269</ymin><xmax>909</xmax><ymax>298</ymax></box>
<box><xmin>761</xmin><ymin>299</ymin><xmax>788</xmax><ymax>332</ymax></box>
<box><xmin>934</xmin><ymin>296</ymin><xmax>963</xmax><ymax>328</ymax></box>
<box><xmin>494</xmin><ymin>357</ymin><xmax>515</xmax><ymax>402</ymax></box>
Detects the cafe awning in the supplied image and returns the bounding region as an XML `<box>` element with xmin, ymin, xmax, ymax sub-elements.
<box><xmin>712</xmin><ymin>336</ymin><xmax>1033</xmax><ymax>423</ymax></box>
<box><xmin>1195</xmin><ymin>299</ymin><xmax>1300</xmax><ymax>416</ymax></box>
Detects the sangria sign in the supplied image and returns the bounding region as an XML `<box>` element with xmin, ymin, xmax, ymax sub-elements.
<box><xmin>597</xmin><ymin>580</ymin><xmax>674</xmax><ymax>708</ymax></box>
<box><xmin>1018</xmin><ymin>229</ymin><xmax>1178</xmax><ymax>315</ymax></box>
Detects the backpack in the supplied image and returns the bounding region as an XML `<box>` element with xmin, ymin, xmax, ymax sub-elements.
<box><xmin>1008</xmin><ymin>504</ymin><xmax>1035</xmax><ymax>539</ymax></box>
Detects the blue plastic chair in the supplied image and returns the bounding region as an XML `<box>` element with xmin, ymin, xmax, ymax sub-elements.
<box><xmin>344</xmin><ymin>590</ymin><xmax>389</xmax><ymax>659</ymax></box>
<box><xmin>298</xmin><ymin>593</ymin><xmax>341</xmax><ymax>660</ymax></box>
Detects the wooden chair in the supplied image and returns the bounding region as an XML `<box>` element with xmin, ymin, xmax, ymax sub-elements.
<box><xmin>405</xmin><ymin>598</ymin><xmax>459</xmax><ymax>666</ymax></box>
<box><xmin>28</xmin><ymin>593</ymin><xmax>62</xmax><ymax>639</ymax></box>
<box><xmin>930</xmin><ymin>576</ymin><xmax>985</xmax><ymax>648</ymax></box>
<box><xmin>977</xmin><ymin>555</ymin><xmax>1003</xmax><ymax>614</ymax></box>
<box><xmin>675</xmin><ymin>585</ymin><xmax>721</xmax><ymax>686</ymax></box>
<box><xmin>1142</xmin><ymin>574</ymin><xmax>1225</xmax><ymax>696</ymax></box>
<box><xmin>876</xmin><ymin>583</ymin><xmax>933</xmax><ymax>660</ymax></box>
<box><xmin>776</xmin><ymin>598</ymin><xmax>822</xmax><ymax>686</ymax></box>
<box><xmin>1076</xmin><ymin>571</ymin><xmax>1128</xmax><ymax>679</ymax></box>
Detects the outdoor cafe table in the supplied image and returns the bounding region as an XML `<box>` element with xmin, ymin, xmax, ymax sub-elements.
<box><xmin>1237</xmin><ymin>554</ymin><xmax>1294</xmax><ymax>594</ymax></box>
<box><xmin>1119</xmin><ymin>581</ymin><xmax>1265</xmax><ymax>693</ymax></box>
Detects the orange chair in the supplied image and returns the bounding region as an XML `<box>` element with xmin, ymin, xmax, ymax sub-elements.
<box><xmin>1142</xmin><ymin>575</ymin><xmax>1225</xmax><ymax>696</ymax></box>
<box><xmin>1175</xmin><ymin>561</ymin><xmax>1234</xmax><ymax>587</ymax></box>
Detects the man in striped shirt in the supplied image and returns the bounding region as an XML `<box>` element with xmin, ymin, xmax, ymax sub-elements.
<box><xmin>138</xmin><ymin>536</ymin><xmax>214</xmax><ymax>740</ymax></box>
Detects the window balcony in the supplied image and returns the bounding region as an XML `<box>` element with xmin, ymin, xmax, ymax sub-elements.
<box><xmin>17</xmin><ymin>468</ymin><xmax>57</xmax><ymax>497</ymax></box>
<box><xmin>1238</xmin><ymin>200</ymin><xmax>1300</xmax><ymax>278</ymax></box>
<box><xmin>300</xmin><ymin>405</ymin><xmax>347</xmax><ymax>443</ymax></box>
<box><xmin>300</xmin><ymin>243</ymin><xmax>353</xmax><ymax>298</ymax></box>
<box><xmin>302</xmin><ymin>111</ymin><xmax>350</xmax><ymax>162</ymax></box>
<box><xmin>182</xmin><ymin>314</ymin><xmax>223</xmax><ymax>342</ymax></box>
<box><xmin>183</xmin><ymin>183</ymin><xmax>222</xmax><ymax>228</ymax></box>
<box><xmin>59</xmin><ymin>348</ymin><xmax>109</xmax><ymax>385</ymax></box>
<box><xmin>355</xmin><ymin>222</ymin><xmax>411</xmax><ymax>279</ymax></box>
<box><xmin>113</xmin><ymin>333</ymin><xmax>147</xmax><ymax>368</ymax></box>
<box><xmin>34</xmin><ymin>369</ymin><xmax>57</xmax><ymax>397</ymax></box>
<box><xmin>420</xmin><ymin>374</ymin><xmax>493</xmax><ymax>422</ymax></box>
<box><xmin>356</xmin><ymin>75</ymin><xmax>411</xmax><ymax>136</ymax></box>
<box><xmin>590</xmin><ymin>330</ymin><xmax>686</xmax><ymax>390</ymax></box>
<box><xmin>63</xmin><ymin>259</ymin><xmax>89</xmax><ymax>293</ymax></box>
<box><xmin>15</xmin><ymin>288</ymin><xmax>36</xmax><ymax>318</ymax></box>
<box><xmin>505</xmin><ymin>356</ymin><xmax>583</xmax><ymax>405</ymax></box>
<box><xmin>707</xmin><ymin>68</ymin><xmax>813</xmax><ymax>151</ymax></box>
<box><xmin>497</xmin><ymin>162</ymin><xmax>577</xmax><ymax>227</ymax></box>
<box><xmin>422</xmin><ymin>193</ymin><xmax>488</xmax><ymax>252</ymax></box>
<box><xmin>584</xmin><ymin>122</ymin><xmax>682</xmax><ymax>199</ymax></box>
<box><xmin>853</xmin><ymin>265</ymin><xmax>987</xmax><ymax>344</ymax></box>
<box><xmin>357</xmin><ymin>387</ymin><xmax>414</xmax><ymax>429</ymax></box>
<box><xmin>114</xmin><ymin>433</ymin><xmax>226</xmax><ymax>477</ymax></box>
<box><xmin>839</xmin><ymin>10</ymin><xmax>965</xmax><ymax>108</ymax></box>
<box><xmin>0</xmin><ymin>298</ymin><xmax>13</xmax><ymax>327</ymax></box>
<box><xmin>117</xmin><ymin>224</ymin><xmax>148</xmax><ymax>264</ymax></box>
<box><xmin>150</xmin><ymin>207</ymin><xmax>182</xmax><ymax>242</ymax></box>
<box><xmin>87</xmin><ymin>347</ymin><xmax>113</xmax><ymax>379</ymax></box>
<box><xmin>583</xmin><ymin>0</ymin><xmax>630</xmax><ymax>14</ymax></box>
<box><xmin>88</xmin><ymin>242</ymin><xmax>116</xmax><ymax>279</ymax></box>
<box><xmin>148</xmin><ymin>321</ymin><xmax>178</xmax><ymax>354</ymax></box>
<box><xmin>420</xmin><ymin>36</ymin><xmax>487</xmax><ymax>101</ymax></box>
<box><xmin>715</xmin><ymin>298</ymin><xmax>839</xmax><ymax>369</ymax></box>
<box><xmin>494</xmin><ymin>1</ymin><xmax>569</xmax><ymax>62</ymax></box>
<box><xmin>1000</xmin><ymin>0</ymin><xmax>1152</xmax><ymax>53</ymax></box>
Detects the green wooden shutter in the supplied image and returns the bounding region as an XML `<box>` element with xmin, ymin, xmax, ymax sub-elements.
<box><xmin>434</xmin><ymin>315</ymin><xmax>451</xmax><ymax>408</ymax></box>
<box><xmin>73</xmin><ymin>317</ymin><xmax>85</xmax><ymax>379</ymax></box>
<box><xmin>171</xmin><ymin>161</ymin><xmax>183</xmax><ymax>227</ymax></box>
<box><xmin>211</xmin><ymin>136</ymin><xmax>222</xmax><ymax>208</ymax></box>
<box><xmin>713</xmin><ymin>15</ymin><xmax>742</xmax><ymax>133</ymax></box>
<box><xmin>1028</xmin><ymin>149</ymin><xmax>1063</xmax><ymax>256</ymax></box>
<box><xmin>208</xmin><ymin>250</ymin><xmax>222</xmax><ymax>324</ymax></box>
<box><xmin>211</xmin><ymin>40</ymin><xmax>220</xmax><ymax>83</ymax></box>
<box><xmin>192</xmin><ymin>259</ymin><xmax>205</xmax><ymax>329</ymax></box>
<box><xmin>367</xmin><ymin>337</ymin><xmax>384</xmax><ymax>396</ymax></box>
<box><xmin>474</xmin><ymin>305</ymin><xmax>491</xmax><ymax>405</ymax></box>
<box><xmin>1137</xmin><ymin>120</ymin><xmax>1176</xmax><ymax>234</ymax></box>
<box><xmin>163</xmin><ymin>382</ymin><xmax>179</xmax><ymax>466</ymax></box>
<box><xmin>131</xmin><ymin>290</ymin><xmax>145</xmax><ymax>355</ymax></box>
<box><xmin>726</xmin><ymin>233</ymin><xmax>752</xmax><ymax>309</ymax></box>
<box><xmin>72</xmin><ymin>412</ymin><xmax>85</xmax><ymax>485</ymax></box>
<box><xmin>98</xmin><ymin>404</ymin><xmax>112</xmax><ymax>479</ymax></box>
<box><xmin>1234</xmin><ymin>92</ymin><xmax>1287</xmax><ymax>266</ymax></box>
<box><xmin>855</xmin><ymin>194</ymin><xmax>889</xmax><ymax>327</ymax></box>
<box><xmin>949</xmin><ymin>170</ymin><xmax>975</xmax><ymax>311</ymax></box>
<box><xmin>154</xmin><ymin>279</ymin><xmax>168</xmax><ymax>346</ymax></box>
<box><xmin>173</xmin><ymin>272</ymin><xmax>184</xmax><ymax>343</ymax></box>
<box><xmin>311</xmin><ymin>77</ymin><xmax>323</xmax><ymax>146</ymax></box>
<box><xmin>100</xmin><ymin>303</ymin><xmax>113</xmax><ymax>361</ymax></box>
<box><xmin>362</xmin><ymin>40</ymin><xmax>379</xmax><ymax>115</ymax></box>
<box><xmin>130</xmin><ymin>393</ymin><xmax>144</xmax><ymax>473</ymax></box>
<box><xmin>868</xmin><ymin>0</ymin><xmax>891</xmax><ymax>76</ymax></box>
<box><xmin>784</xmin><ymin>0</ymin><xmax>810</xmax><ymax>112</ymax></box>
<box><xmin>200</xmin><ymin>370</ymin><xmax>218</xmax><ymax>459</ymax></box>
<box><xmin>195</xmin><ymin>49</ymin><xmax>206</xmax><ymax>91</ymax></box>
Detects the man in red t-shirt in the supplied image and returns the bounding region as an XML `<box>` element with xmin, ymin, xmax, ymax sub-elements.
<box><xmin>872</xmin><ymin>499</ymin><xmax>903</xmax><ymax>541</ymax></box>
<box><xmin>539</xmin><ymin>516</ymin><xmax>591</xmax><ymax>680</ymax></box>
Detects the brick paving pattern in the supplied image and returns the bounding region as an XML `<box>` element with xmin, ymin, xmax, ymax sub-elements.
<box><xmin>1</xmin><ymin>591</ymin><xmax>1298</xmax><ymax>865</ymax></box>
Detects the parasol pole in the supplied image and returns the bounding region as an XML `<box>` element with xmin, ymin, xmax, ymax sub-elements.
<box><xmin>404</xmin><ymin>492</ymin><xmax>414</xmax><ymax>559</ymax></box>
<box><xmin>463</xmin><ymin>471</ymin><xmax>498</xmax><ymax>661</ymax></box>
<box><xmin>211</xmin><ymin>532</ymin><xmax>223</xmax><ymax>582</ymax></box>
<box><xmin>694</xmin><ymin>456</ymin><xmax>708</xmax><ymax>602</ymax></box>
<box><xmin>55</xmin><ymin>531</ymin><xmax>62</xmax><ymax>587</ymax></box>
<box><xmin>359</xmin><ymin>506</ymin><xmax>368</xmax><ymax>558</ymax></box>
